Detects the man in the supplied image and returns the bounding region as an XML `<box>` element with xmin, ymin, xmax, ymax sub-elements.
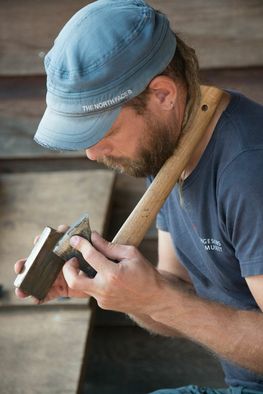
<box><xmin>15</xmin><ymin>1</ymin><xmax>263</xmax><ymax>393</ymax></box>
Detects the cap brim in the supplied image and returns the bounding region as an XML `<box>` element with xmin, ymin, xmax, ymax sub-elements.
<box><xmin>34</xmin><ymin>106</ymin><xmax>121</xmax><ymax>151</ymax></box>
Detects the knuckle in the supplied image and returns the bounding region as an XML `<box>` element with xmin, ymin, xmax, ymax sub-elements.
<box><xmin>107</xmin><ymin>272</ymin><xmax>119</xmax><ymax>286</ymax></box>
<box><xmin>67</xmin><ymin>277</ymin><xmax>78</xmax><ymax>290</ymax></box>
<box><xmin>82</xmin><ymin>248</ymin><xmax>93</xmax><ymax>262</ymax></box>
<box><xmin>57</xmin><ymin>224</ymin><xmax>69</xmax><ymax>233</ymax></box>
<box><xmin>126</xmin><ymin>245</ymin><xmax>137</xmax><ymax>257</ymax></box>
<box><xmin>108</xmin><ymin>242</ymin><xmax>116</xmax><ymax>251</ymax></box>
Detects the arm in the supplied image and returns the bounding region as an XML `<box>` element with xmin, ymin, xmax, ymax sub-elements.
<box><xmin>129</xmin><ymin>230</ymin><xmax>193</xmax><ymax>336</ymax></box>
<box><xmin>148</xmin><ymin>273</ymin><xmax>263</xmax><ymax>374</ymax></box>
<box><xmin>157</xmin><ymin>230</ymin><xmax>192</xmax><ymax>284</ymax></box>
<box><xmin>63</xmin><ymin>232</ymin><xmax>263</xmax><ymax>374</ymax></box>
<box><xmin>246</xmin><ymin>275</ymin><xmax>263</xmax><ymax>311</ymax></box>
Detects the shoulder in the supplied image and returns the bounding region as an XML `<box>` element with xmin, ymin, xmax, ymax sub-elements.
<box><xmin>218</xmin><ymin>91</ymin><xmax>263</xmax><ymax>145</ymax></box>
<box><xmin>216</xmin><ymin>92</ymin><xmax>263</xmax><ymax>188</ymax></box>
<box><xmin>218</xmin><ymin>148</ymin><xmax>263</xmax><ymax>194</ymax></box>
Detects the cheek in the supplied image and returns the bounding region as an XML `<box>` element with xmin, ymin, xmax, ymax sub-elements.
<box><xmin>117</xmin><ymin>123</ymin><xmax>147</xmax><ymax>154</ymax></box>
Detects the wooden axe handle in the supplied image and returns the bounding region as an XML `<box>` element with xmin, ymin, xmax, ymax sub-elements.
<box><xmin>112</xmin><ymin>85</ymin><xmax>224</xmax><ymax>247</ymax></box>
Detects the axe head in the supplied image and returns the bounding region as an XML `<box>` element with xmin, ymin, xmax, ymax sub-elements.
<box><xmin>14</xmin><ymin>213</ymin><xmax>96</xmax><ymax>301</ymax></box>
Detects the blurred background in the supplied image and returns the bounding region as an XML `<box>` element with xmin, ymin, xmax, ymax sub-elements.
<box><xmin>0</xmin><ymin>1</ymin><xmax>262</xmax><ymax>393</ymax></box>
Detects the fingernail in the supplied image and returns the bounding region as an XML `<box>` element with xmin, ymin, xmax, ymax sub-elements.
<box><xmin>70</xmin><ymin>236</ymin><xmax>79</xmax><ymax>247</ymax></box>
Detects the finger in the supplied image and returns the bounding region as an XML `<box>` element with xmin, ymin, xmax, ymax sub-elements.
<box><xmin>14</xmin><ymin>259</ymin><xmax>26</xmax><ymax>274</ymax></box>
<box><xmin>33</xmin><ymin>235</ymin><xmax>40</xmax><ymax>245</ymax></box>
<box><xmin>91</xmin><ymin>231</ymin><xmax>137</xmax><ymax>261</ymax></box>
<box><xmin>57</xmin><ymin>224</ymin><xmax>70</xmax><ymax>233</ymax></box>
<box><xmin>63</xmin><ymin>258</ymin><xmax>94</xmax><ymax>293</ymax></box>
<box><xmin>70</xmin><ymin>236</ymin><xmax>116</xmax><ymax>272</ymax></box>
<box><xmin>15</xmin><ymin>287</ymin><xmax>30</xmax><ymax>299</ymax></box>
<box><xmin>15</xmin><ymin>285</ymin><xmax>39</xmax><ymax>303</ymax></box>
<box><xmin>33</xmin><ymin>225</ymin><xmax>68</xmax><ymax>246</ymax></box>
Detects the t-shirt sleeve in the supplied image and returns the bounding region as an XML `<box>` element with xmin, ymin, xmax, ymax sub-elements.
<box><xmin>218</xmin><ymin>149</ymin><xmax>263</xmax><ymax>277</ymax></box>
<box><xmin>146</xmin><ymin>176</ymin><xmax>169</xmax><ymax>232</ymax></box>
<box><xmin>156</xmin><ymin>206</ymin><xmax>169</xmax><ymax>231</ymax></box>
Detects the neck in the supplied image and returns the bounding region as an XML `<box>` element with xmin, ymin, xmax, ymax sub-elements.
<box><xmin>175</xmin><ymin>82</ymin><xmax>188</xmax><ymax>132</ymax></box>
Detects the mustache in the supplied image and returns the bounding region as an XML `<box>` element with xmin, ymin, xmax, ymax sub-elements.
<box><xmin>97</xmin><ymin>155</ymin><xmax>129</xmax><ymax>168</ymax></box>
<box><xmin>97</xmin><ymin>155</ymin><xmax>150</xmax><ymax>177</ymax></box>
<box><xmin>96</xmin><ymin>117</ymin><xmax>180</xmax><ymax>177</ymax></box>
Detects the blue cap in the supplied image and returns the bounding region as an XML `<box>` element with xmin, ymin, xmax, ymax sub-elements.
<box><xmin>34</xmin><ymin>0</ymin><xmax>176</xmax><ymax>151</ymax></box>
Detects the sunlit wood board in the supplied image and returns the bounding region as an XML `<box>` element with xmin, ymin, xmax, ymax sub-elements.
<box><xmin>0</xmin><ymin>170</ymin><xmax>115</xmax><ymax>306</ymax></box>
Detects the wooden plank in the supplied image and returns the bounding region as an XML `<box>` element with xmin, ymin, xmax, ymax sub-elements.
<box><xmin>0</xmin><ymin>157</ymin><xmax>105</xmax><ymax>174</ymax></box>
<box><xmin>1</xmin><ymin>67</ymin><xmax>262</xmax><ymax>160</ymax></box>
<box><xmin>0</xmin><ymin>306</ymin><xmax>93</xmax><ymax>394</ymax></box>
<box><xmin>0</xmin><ymin>76</ymin><xmax>84</xmax><ymax>159</ymax></box>
<box><xmin>84</xmin><ymin>326</ymin><xmax>225</xmax><ymax>393</ymax></box>
<box><xmin>0</xmin><ymin>0</ymin><xmax>92</xmax><ymax>76</ymax></box>
<box><xmin>149</xmin><ymin>0</ymin><xmax>263</xmax><ymax>69</ymax></box>
<box><xmin>200</xmin><ymin>67</ymin><xmax>263</xmax><ymax>104</ymax></box>
<box><xmin>0</xmin><ymin>170</ymin><xmax>115</xmax><ymax>306</ymax></box>
<box><xmin>1</xmin><ymin>1</ymin><xmax>263</xmax><ymax>75</ymax></box>
<box><xmin>107</xmin><ymin>174</ymin><xmax>147</xmax><ymax>240</ymax></box>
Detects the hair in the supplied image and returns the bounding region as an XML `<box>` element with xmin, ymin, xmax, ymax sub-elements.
<box><xmin>124</xmin><ymin>30</ymin><xmax>201</xmax><ymax>206</ymax></box>
<box><xmin>124</xmin><ymin>32</ymin><xmax>201</xmax><ymax>131</ymax></box>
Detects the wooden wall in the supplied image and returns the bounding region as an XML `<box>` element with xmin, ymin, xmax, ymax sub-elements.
<box><xmin>1</xmin><ymin>0</ymin><xmax>263</xmax><ymax>74</ymax></box>
<box><xmin>1</xmin><ymin>0</ymin><xmax>263</xmax><ymax>163</ymax></box>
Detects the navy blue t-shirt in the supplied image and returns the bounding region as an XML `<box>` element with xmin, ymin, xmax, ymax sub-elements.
<box><xmin>154</xmin><ymin>91</ymin><xmax>263</xmax><ymax>390</ymax></box>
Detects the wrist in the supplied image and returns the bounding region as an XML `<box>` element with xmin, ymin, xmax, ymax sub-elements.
<box><xmin>144</xmin><ymin>274</ymin><xmax>184</xmax><ymax>316</ymax></box>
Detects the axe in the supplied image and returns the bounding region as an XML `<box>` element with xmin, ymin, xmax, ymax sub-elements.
<box><xmin>14</xmin><ymin>86</ymin><xmax>224</xmax><ymax>300</ymax></box>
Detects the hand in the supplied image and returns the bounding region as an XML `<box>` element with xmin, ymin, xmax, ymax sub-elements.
<box><xmin>63</xmin><ymin>232</ymin><xmax>165</xmax><ymax>314</ymax></box>
<box><xmin>14</xmin><ymin>225</ymin><xmax>89</xmax><ymax>304</ymax></box>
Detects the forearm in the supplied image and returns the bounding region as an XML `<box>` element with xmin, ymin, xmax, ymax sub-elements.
<box><xmin>64</xmin><ymin>233</ymin><xmax>263</xmax><ymax>372</ymax></box>
<box><xmin>129</xmin><ymin>271</ymin><xmax>192</xmax><ymax>337</ymax></box>
<box><xmin>149</xmin><ymin>279</ymin><xmax>263</xmax><ymax>374</ymax></box>
<box><xmin>128</xmin><ymin>312</ymin><xmax>184</xmax><ymax>337</ymax></box>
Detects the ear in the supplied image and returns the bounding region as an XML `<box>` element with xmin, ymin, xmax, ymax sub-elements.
<box><xmin>148</xmin><ymin>76</ymin><xmax>178</xmax><ymax>111</ymax></box>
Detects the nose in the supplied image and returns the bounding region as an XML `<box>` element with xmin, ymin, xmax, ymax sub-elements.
<box><xmin>85</xmin><ymin>149</ymin><xmax>97</xmax><ymax>161</ymax></box>
<box><xmin>85</xmin><ymin>143</ymin><xmax>112</xmax><ymax>161</ymax></box>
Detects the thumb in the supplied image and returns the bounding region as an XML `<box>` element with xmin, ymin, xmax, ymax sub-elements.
<box><xmin>63</xmin><ymin>257</ymin><xmax>92</xmax><ymax>292</ymax></box>
<box><xmin>91</xmin><ymin>232</ymin><xmax>130</xmax><ymax>261</ymax></box>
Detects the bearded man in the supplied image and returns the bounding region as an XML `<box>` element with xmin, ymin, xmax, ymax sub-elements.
<box><xmin>15</xmin><ymin>1</ymin><xmax>263</xmax><ymax>393</ymax></box>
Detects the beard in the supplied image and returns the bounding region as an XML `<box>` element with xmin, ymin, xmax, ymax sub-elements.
<box><xmin>97</xmin><ymin>113</ymin><xmax>180</xmax><ymax>177</ymax></box>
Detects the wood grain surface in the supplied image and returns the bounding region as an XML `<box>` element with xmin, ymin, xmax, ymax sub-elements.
<box><xmin>0</xmin><ymin>76</ymin><xmax>83</xmax><ymax>159</ymax></box>
<box><xmin>1</xmin><ymin>0</ymin><xmax>262</xmax><ymax>75</ymax></box>
<box><xmin>0</xmin><ymin>0</ymin><xmax>91</xmax><ymax>75</ymax></box>
<box><xmin>0</xmin><ymin>170</ymin><xmax>115</xmax><ymax>306</ymax></box>
<box><xmin>149</xmin><ymin>0</ymin><xmax>263</xmax><ymax>69</ymax></box>
<box><xmin>0</xmin><ymin>306</ymin><xmax>93</xmax><ymax>394</ymax></box>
